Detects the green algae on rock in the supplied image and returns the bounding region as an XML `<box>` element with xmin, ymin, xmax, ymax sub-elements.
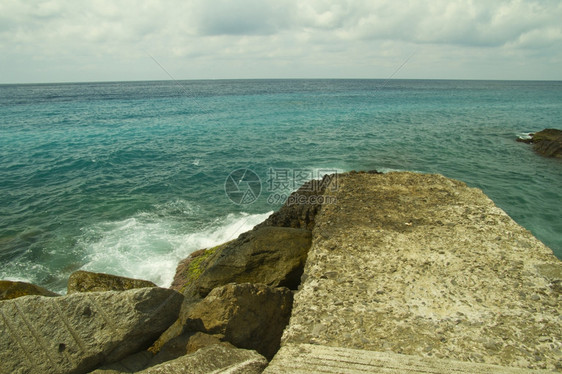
<box><xmin>173</xmin><ymin>227</ymin><xmax>311</xmax><ymax>298</ymax></box>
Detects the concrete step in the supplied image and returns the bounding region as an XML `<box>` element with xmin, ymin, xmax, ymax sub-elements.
<box><xmin>263</xmin><ymin>344</ymin><xmax>549</xmax><ymax>374</ymax></box>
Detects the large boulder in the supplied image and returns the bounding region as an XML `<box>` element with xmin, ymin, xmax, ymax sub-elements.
<box><xmin>0</xmin><ymin>280</ymin><xmax>59</xmax><ymax>300</ymax></box>
<box><xmin>0</xmin><ymin>287</ymin><xmax>183</xmax><ymax>374</ymax></box>
<box><xmin>517</xmin><ymin>128</ymin><xmax>562</xmax><ymax>158</ymax></box>
<box><xmin>67</xmin><ymin>270</ymin><xmax>157</xmax><ymax>294</ymax></box>
<box><xmin>176</xmin><ymin>226</ymin><xmax>311</xmax><ymax>298</ymax></box>
<box><xmin>183</xmin><ymin>283</ymin><xmax>293</xmax><ymax>360</ymax></box>
<box><xmin>138</xmin><ymin>343</ymin><xmax>267</xmax><ymax>374</ymax></box>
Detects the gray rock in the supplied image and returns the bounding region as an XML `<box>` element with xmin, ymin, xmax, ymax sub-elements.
<box><xmin>138</xmin><ymin>343</ymin><xmax>267</xmax><ymax>374</ymax></box>
<box><xmin>182</xmin><ymin>226</ymin><xmax>311</xmax><ymax>298</ymax></box>
<box><xmin>184</xmin><ymin>283</ymin><xmax>293</xmax><ymax>360</ymax></box>
<box><xmin>67</xmin><ymin>270</ymin><xmax>157</xmax><ymax>294</ymax></box>
<box><xmin>0</xmin><ymin>287</ymin><xmax>183</xmax><ymax>374</ymax></box>
<box><xmin>0</xmin><ymin>280</ymin><xmax>59</xmax><ymax>301</ymax></box>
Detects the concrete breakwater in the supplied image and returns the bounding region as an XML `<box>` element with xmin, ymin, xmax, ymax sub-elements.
<box><xmin>1</xmin><ymin>171</ymin><xmax>561</xmax><ymax>373</ymax></box>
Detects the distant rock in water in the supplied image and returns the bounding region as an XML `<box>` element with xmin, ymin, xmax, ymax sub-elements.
<box><xmin>0</xmin><ymin>280</ymin><xmax>59</xmax><ymax>300</ymax></box>
<box><xmin>517</xmin><ymin>128</ymin><xmax>562</xmax><ymax>158</ymax></box>
<box><xmin>67</xmin><ymin>270</ymin><xmax>157</xmax><ymax>294</ymax></box>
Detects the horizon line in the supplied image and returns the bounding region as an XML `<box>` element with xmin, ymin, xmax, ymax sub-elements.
<box><xmin>2</xmin><ymin>77</ymin><xmax>562</xmax><ymax>86</ymax></box>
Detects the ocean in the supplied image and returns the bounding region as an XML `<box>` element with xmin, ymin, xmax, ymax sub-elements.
<box><xmin>1</xmin><ymin>79</ymin><xmax>561</xmax><ymax>293</ymax></box>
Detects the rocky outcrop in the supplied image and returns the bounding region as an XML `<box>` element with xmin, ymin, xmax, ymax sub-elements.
<box><xmin>0</xmin><ymin>287</ymin><xmax>183</xmax><ymax>373</ymax></box>
<box><xmin>517</xmin><ymin>128</ymin><xmax>562</xmax><ymax>158</ymax></box>
<box><xmin>0</xmin><ymin>280</ymin><xmax>59</xmax><ymax>300</ymax></box>
<box><xmin>6</xmin><ymin>170</ymin><xmax>559</xmax><ymax>373</ymax></box>
<box><xmin>182</xmin><ymin>283</ymin><xmax>293</xmax><ymax>360</ymax></box>
<box><xmin>177</xmin><ymin>227</ymin><xmax>311</xmax><ymax>298</ymax></box>
<box><xmin>158</xmin><ymin>176</ymin><xmax>329</xmax><ymax>362</ymax></box>
<box><xmin>67</xmin><ymin>271</ymin><xmax>157</xmax><ymax>294</ymax></box>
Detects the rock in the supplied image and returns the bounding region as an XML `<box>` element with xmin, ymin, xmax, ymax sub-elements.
<box><xmin>257</xmin><ymin>174</ymin><xmax>336</xmax><ymax>230</ymax></box>
<box><xmin>170</xmin><ymin>247</ymin><xmax>224</xmax><ymax>293</ymax></box>
<box><xmin>147</xmin><ymin>297</ymin><xmax>202</xmax><ymax>355</ymax></box>
<box><xmin>138</xmin><ymin>343</ymin><xmax>267</xmax><ymax>374</ymax></box>
<box><xmin>149</xmin><ymin>332</ymin><xmax>223</xmax><ymax>366</ymax></box>
<box><xmin>184</xmin><ymin>283</ymin><xmax>293</xmax><ymax>360</ymax></box>
<box><xmin>517</xmin><ymin>128</ymin><xmax>562</xmax><ymax>158</ymax></box>
<box><xmin>0</xmin><ymin>287</ymin><xmax>183</xmax><ymax>374</ymax></box>
<box><xmin>67</xmin><ymin>270</ymin><xmax>157</xmax><ymax>294</ymax></box>
<box><xmin>0</xmin><ymin>280</ymin><xmax>59</xmax><ymax>300</ymax></box>
<box><xmin>90</xmin><ymin>351</ymin><xmax>154</xmax><ymax>373</ymax></box>
<box><xmin>178</xmin><ymin>226</ymin><xmax>311</xmax><ymax>298</ymax></box>
<box><xmin>531</xmin><ymin>128</ymin><xmax>562</xmax><ymax>157</ymax></box>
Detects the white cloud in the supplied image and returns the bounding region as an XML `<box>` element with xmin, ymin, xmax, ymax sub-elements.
<box><xmin>0</xmin><ymin>0</ymin><xmax>560</xmax><ymax>82</ymax></box>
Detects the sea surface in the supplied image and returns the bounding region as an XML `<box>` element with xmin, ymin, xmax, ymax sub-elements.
<box><xmin>1</xmin><ymin>79</ymin><xmax>561</xmax><ymax>293</ymax></box>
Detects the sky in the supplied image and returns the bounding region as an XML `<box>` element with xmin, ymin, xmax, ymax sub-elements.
<box><xmin>1</xmin><ymin>0</ymin><xmax>561</xmax><ymax>83</ymax></box>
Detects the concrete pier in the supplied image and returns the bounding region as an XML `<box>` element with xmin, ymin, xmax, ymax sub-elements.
<box><xmin>265</xmin><ymin>172</ymin><xmax>561</xmax><ymax>372</ymax></box>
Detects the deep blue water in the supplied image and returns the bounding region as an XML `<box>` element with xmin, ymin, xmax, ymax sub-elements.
<box><xmin>1</xmin><ymin>79</ymin><xmax>561</xmax><ymax>293</ymax></box>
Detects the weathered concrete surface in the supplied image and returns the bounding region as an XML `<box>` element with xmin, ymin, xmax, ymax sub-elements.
<box><xmin>264</xmin><ymin>343</ymin><xmax>549</xmax><ymax>373</ymax></box>
<box><xmin>67</xmin><ymin>270</ymin><xmax>156</xmax><ymax>294</ymax></box>
<box><xmin>137</xmin><ymin>343</ymin><xmax>267</xmax><ymax>374</ymax></box>
<box><xmin>273</xmin><ymin>172</ymin><xmax>561</xmax><ymax>371</ymax></box>
<box><xmin>0</xmin><ymin>287</ymin><xmax>183</xmax><ymax>374</ymax></box>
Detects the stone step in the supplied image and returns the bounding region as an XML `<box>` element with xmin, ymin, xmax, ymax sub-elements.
<box><xmin>263</xmin><ymin>344</ymin><xmax>549</xmax><ymax>374</ymax></box>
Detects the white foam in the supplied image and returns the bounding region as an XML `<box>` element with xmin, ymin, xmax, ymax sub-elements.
<box><xmin>517</xmin><ymin>132</ymin><xmax>533</xmax><ymax>140</ymax></box>
<box><xmin>77</xmin><ymin>210</ymin><xmax>272</xmax><ymax>288</ymax></box>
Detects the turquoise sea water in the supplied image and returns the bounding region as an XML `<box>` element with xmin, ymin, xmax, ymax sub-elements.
<box><xmin>1</xmin><ymin>79</ymin><xmax>561</xmax><ymax>293</ymax></box>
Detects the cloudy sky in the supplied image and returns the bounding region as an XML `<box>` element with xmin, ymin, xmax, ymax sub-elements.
<box><xmin>1</xmin><ymin>0</ymin><xmax>561</xmax><ymax>83</ymax></box>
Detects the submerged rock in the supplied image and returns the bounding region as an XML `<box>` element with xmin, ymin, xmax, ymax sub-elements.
<box><xmin>176</xmin><ymin>226</ymin><xmax>311</xmax><ymax>298</ymax></box>
<box><xmin>67</xmin><ymin>270</ymin><xmax>157</xmax><ymax>294</ymax></box>
<box><xmin>517</xmin><ymin>128</ymin><xmax>562</xmax><ymax>158</ymax></box>
<box><xmin>0</xmin><ymin>280</ymin><xmax>59</xmax><ymax>300</ymax></box>
<box><xmin>0</xmin><ymin>287</ymin><xmax>183</xmax><ymax>373</ymax></box>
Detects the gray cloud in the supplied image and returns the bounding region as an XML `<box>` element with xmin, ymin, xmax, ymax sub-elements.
<box><xmin>187</xmin><ymin>0</ymin><xmax>294</xmax><ymax>36</ymax></box>
<box><xmin>0</xmin><ymin>0</ymin><xmax>560</xmax><ymax>83</ymax></box>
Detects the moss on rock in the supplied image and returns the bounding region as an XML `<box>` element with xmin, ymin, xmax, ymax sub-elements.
<box><xmin>175</xmin><ymin>242</ymin><xmax>228</xmax><ymax>294</ymax></box>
